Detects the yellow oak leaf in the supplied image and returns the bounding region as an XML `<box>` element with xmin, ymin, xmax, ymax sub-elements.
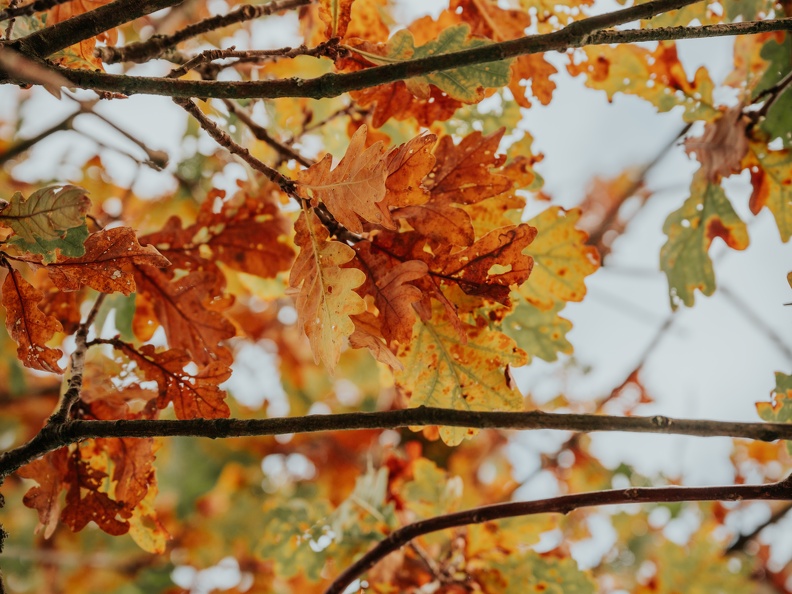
<box><xmin>397</xmin><ymin>301</ymin><xmax>527</xmax><ymax>446</ymax></box>
<box><xmin>289</xmin><ymin>210</ymin><xmax>366</xmax><ymax>371</ymax></box>
<box><xmin>568</xmin><ymin>42</ymin><xmax>718</xmax><ymax>123</ymax></box>
<box><xmin>519</xmin><ymin>207</ymin><xmax>600</xmax><ymax>310</ymax></box>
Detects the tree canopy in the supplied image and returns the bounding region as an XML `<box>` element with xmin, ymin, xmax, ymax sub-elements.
<box><xmin>0</xmin><ymin>0</ymin><xmax>791</xmax><ymax>592</ymax></box>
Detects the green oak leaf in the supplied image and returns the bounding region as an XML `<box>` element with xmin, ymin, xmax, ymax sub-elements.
<box><xmin>0</xmin><ymin>185</ymin><xmax>90</xmax><ymax>263</ymax></box>
<box><xmin>660</xmin><ymin>172</ymin><xmax>749</xmax><ymax>309</ymax></box>
<box><xmin>349</xmin><ymin>24</ymin><xmax>512</xmax><ymax>103</ymax></box>
<box><xmin>503</xmin><ymin>294</ymin><xmax>573</xmax><ymax>363</ymax></box>
<box><xmin>755</xmin><ymin>36</ymin><xmax>792</xmax><ymax>148</ymax></box>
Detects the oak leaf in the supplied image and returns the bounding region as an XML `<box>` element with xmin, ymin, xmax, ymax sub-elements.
<box><xmin>289</xmin><ymin>210</ymin><xmax>366</xmax><ymax>371</ymax></box>
<box><xmin>452</xmin><ymin>0</ymin><xmax>557</xmax><ymax>108</ymax></box>
<box><xmin>2</xmin><ymin>268</ymin><xmax>64</xmax><ymax>373</ymax></box>
<box><xmin>347</xmin><ymin>25</ymin><xmax>511</xmax><ymax>104</ymax></box>
<box><xmin>568</xmin><ymin>42</ymin><xmax>718</xmax><ymax>123</ymax></box>
<box><xmin>757</xmin><ymin>372</ymin><xmax>792</xmax><ymax>453</ymax></box>
<box><xmin>685</xmin><ymin>106</ymin><xmax>750</xmax><ymax>183</ymax></box>
<box><xmin>383</xmin><ymin>133</ymin><xmax>437</xmax><ymax>208</ymax></box>
<box><xmin>660</xmin><ymin>171</ymin><xmax>749</xmax><ymax>309</ymax></box>
<box><xmin>502</xmin><ymin>295</ymin><xmax>573</xmax><ymax>363</ymax></box>
<box><xmin>397</xmin><ymin>302</ymin><xmax>527</xmax><ymax>445</ymax></box>
<box><xmin>60</xmin><ymin>445</ymin><xmax>129</xmax><ymax>536</ymax></box>
<box><xmin>0</xmin><ymin>185</ymin><xmax>90</xmax><ymax>263</ymax></box>
<box><xmin>519</xmin><ymin>207</ymin><xmax>600</xmax><ymax>310</ymax></box>
<box><xmin>297</xmin><ymin>125</ymin><xmax>392</xmax><ymax>233</ymax></box>
<box><xmin>319</xmin><ymin>0</ymin><xmax>355</xmax><ymax>39</ymax></box>
<box><xmin>133</xmin><ymin>266</ymin><xmax>235</xmax><ymax>366</ymax></box>
<box><xmin>18</xmin><ymin>448</ymin><xmax>69</xmax><ymax>538</ymax></box>
<box><xmin>119</xmin><ymin>344</ymin><xmax>232</xmax><ymax>419</ymax></box>
<box><xmin>43</xmin><ymin>227</ymin><xmax>170</xmax><ymax>296</ymax></box>
<box><xmin>354</xmin><ymin>241</ymin><xmax>428</xmax><ymax>345</ymax></box>
<box><xmin>744</xmin><ymin>143</ymin><xmax>792</xmax><ymax>242</ymax></box>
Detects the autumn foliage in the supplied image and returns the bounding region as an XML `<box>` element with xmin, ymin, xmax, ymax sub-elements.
<box><xmin>0</xmin><ymin>0</ymin><xmax>791</xmax><ymax>591</ymax></box>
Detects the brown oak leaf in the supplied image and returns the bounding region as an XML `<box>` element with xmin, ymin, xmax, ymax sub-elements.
<box><xmin>18</xmin><ymin>448</ymin><xmax>69</xmax><ymax>538</ymax></box>
<box><xmin>2</xmin><ymin>268</ymin><xmax>63</xmax><ymax>373</ymax></box>
<box><xmin>685</xmin><ymin>105</ymin><xmax>750</xmax><ymax>182</ymax></box>
<box><xmin>118</xmin><ymin>343</ymin><xmax>231</xmax><ymax>419</ymax></box>
<box><xmin>133</xmin><ymin>266</ymin><xmax>235</xmax><ymax>366</ymax></box>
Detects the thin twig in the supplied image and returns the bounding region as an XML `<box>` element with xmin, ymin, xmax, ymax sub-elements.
<box><xmin>222</xmin><ymin>100</ymin><xmax>313</xmax><ymax>167</ymax></box>
<box><xmin>726</xmin><ymin>501</ymin><xmax>792</xmax><ymax>553</ymax></box>
<box><xmin>0</xmin><ymin>111</ymin><xmax>77</xmax><ymax>166</ymax></box>
<box><xmin>176</xmin><ymin>97</ymin><xmax>297</xmax><ymax>192</ymax></box>
<box><xmin>167</xmin><ymin>40</ymin><xmax>341</xmax><ymax>78</ymax></box>
<box><xmin>17</xmin><ymin>16</ymin><xmax>792</xmax><ymax>99</ymax></box>
<box><xmin>2</xmin><ymin>406</ymin><xmax>792</xmax><ymax>478</ymax></box>
<box><xmin>325</xmin><ymin>476</ymin><xmax>792</xmax><ymax>594</ymax></box>
<box><xmin>97</xmin><ymin>0</ymin><xmax>312</xmax><ymax>64</ymax></box>
<box><xmin>4</xmin><ymin>0</ymin><xmax>18</xmax><ymax>40</ymax></box>
<box><xmin>751</xmin><ymin>69</ymin><xmax>792</xmax><ymax>123</ymax></box>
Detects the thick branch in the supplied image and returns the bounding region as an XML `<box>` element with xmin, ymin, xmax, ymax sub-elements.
<box><xmin>13</xmin><ymin>0</ymin><xmax>183</xmax><ymax>59</ymax></box>
<box><xmin>97</xmin><ymin>0</ymin><xmax>311</xmax><ymax>64</ymax></box>
<box><xmin>0</xmin><ymin>0</ymin><xmax>72</xmax><ymax>22</ymax></box>
<box><xmin>325</xmin><ymin>477</ymin><xmax>792</xmax><ymax>594</ymax></box>
<box><xmin>9</xmin><ymin>16</ymin><xmax>791</xmax><ymax>98</ymax></box>
<box><xmin>2</xmin><ymin>407</ymin><xmax>792</xmax><ymax>478</ymax></box>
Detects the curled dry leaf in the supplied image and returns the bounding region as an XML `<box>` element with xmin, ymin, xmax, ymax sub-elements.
<box><xmin>685</xmin><ymin>105</ymin><xmax>750</xmax><ymax>182</ymax></box>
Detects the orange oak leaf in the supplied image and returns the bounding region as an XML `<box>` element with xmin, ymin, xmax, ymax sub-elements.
<box><xmin>319</xmin><ymin>0</ymin><xmax>355</xmax><ymax>39</ymax></box>
<box><xmin>383</xmin><ymin>133</ymin><xmax>437</xmax><ymax>209</ymax></box>
<box><xmin>18</xmin><ymin>448</ymin><xmax>69</xmax><ymax>538</ymax></box>
<box><xmin>2</xmin><ymin>268</ymin><xmax>63</xmax><ymax>373</ymax></box>
<box><xmin>118</xmin><ymin>343</ymin><xmax>232</xmax><ymax>419</ymax></box>
<box><xmin>428</xmin><ymin>130</ymin><xmax>511</xmax><ymax>204</ymax></box>
<box><xmin>297</xmin><ymin>125</ymin><xmax>392</xmax><ymax>233</ymax></box>
<box><xmin>393</xmin><ymin>129</ymin><xmax>515</xmax><ymax>247</ymax></box>
<box><xmin>354</xmin><ymin>241</ymin><xmax>428</xmax><ymax>345</ymax></box>
<box><xmin>350</xmin><ymin>82</ymin><xmax>462</xmax><ymax>128</ymax></box>
<box><xmin>42</xmin><ymin>227</ymin><xmax>170</xmax><ymax>296</ymax></box>
<box><xmin>289</xmin><ymin>210</ymin><xmax>366</xmax><ymax>371</ymax></box>
<box><xmin>61</xmin><ymin>445</ymin><xmax>129</xmax><ymax>536</ymax></box>
<box><xmin>133</xmin><ymin>266</ymin><xmax>235</xmax><ymax>366</ymax></box>
<box><xmin>49</xmin><ymin>0</ymin><xmax>118</xmax><ymax>71</ymax></box>
<box><xmin>685</xmin><ymin>105</ymin><xmax>750</xmax><ymax>183</ymax></box>
<box><xmin>373</xmin><ymin>223</ymin><xmax>536</xmax><ymax>307</ymax></box>
<box><xmin>196</xmin><ymin>190</ymin><xmax>296</xmax><ymax>278</ymax></box>
<box><xmin>348</xmin><ymin>313</ymin><xmax>402</xmax><ymax>369</ymax></box>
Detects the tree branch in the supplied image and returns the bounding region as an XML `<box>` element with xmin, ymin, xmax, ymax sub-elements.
<box><xmin>176</xmin><ymin>97</ymin><xmax>297</xmax><ymax>191</ymax></box>
<box><xmin>2</xmin><ymin>407</ymin><xmax>791</xmax><ymax>478</ymax></box>
<box><xmin>0</xmin><ymin>0</ymin><xmax>72</xmax><ymax>23</ymax></box>
<box><xmin>324</xmin><ymin>476</ymin><xmax>792</xmax><ymax>594</ymax></box>
<box><xmin>9</xmin><ymin>15</ymin><xmax>791</xmax><ymax>99</ymax></box>
<box><xmin>13</xmin><ymin>0</ymin><xmax>184</xmax><ymax>59</ymax></box>
<box><xmin>96</xmin><ymin>0</ymin><xmax>311</xmax><ymax>64</ymax></box>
